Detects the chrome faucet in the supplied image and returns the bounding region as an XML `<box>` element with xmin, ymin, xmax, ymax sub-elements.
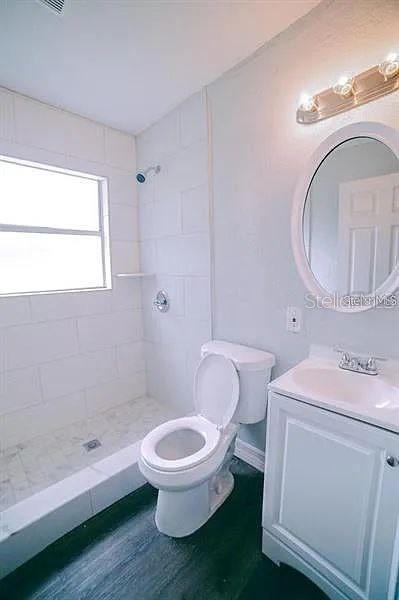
<box><xmin>334</xmin><ymin>347</ymin><xmax>385</xmax><ymax>376</ymax></box>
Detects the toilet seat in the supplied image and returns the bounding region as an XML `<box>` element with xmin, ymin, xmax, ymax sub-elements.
<box><xmin>140</xmin><ymin>354</ymin><xmax>240</xmax><ymax>474</ymax></box>
<box><xmin>140</xmin><ymin>415</ymin><xmax>220</xmax><ymax>472</ymax></box>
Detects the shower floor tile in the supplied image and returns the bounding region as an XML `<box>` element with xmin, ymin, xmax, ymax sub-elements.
<box><xmin>0</xmin><ymin>397</ymin><xmax>176</xmax><ymax>512</ymax></box>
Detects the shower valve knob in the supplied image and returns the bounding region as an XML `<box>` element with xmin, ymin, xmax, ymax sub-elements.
<box><xmin>386</xmin><ymin>456</ymin><xmax>398</xmax><ymax>467</ymax></box>
<box><xmin>153</xmin><ymin>290</ymin><xmax>169</xmax><ymax>313</ymax></box>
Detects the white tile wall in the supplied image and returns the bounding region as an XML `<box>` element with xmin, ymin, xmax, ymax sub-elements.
<box><xmin>0</xmin><ymin>367</ymin><xmax>42</xmax><ymax>416</ymax></box>
<box><xmin>63</xmin><ymin>112</ymin><xmax>105</xmax><ymax>164</ymax></box>
<box><xmin>30</xmin><ymin>290</ymin><xmax>113</xmax><ymax>322</ymax></box>
<box><xmin>156</xmin><ymin>234</ymin><xmax>210</xmax><ymax>276</ymax></box>
<box><xmin>111</xmin><ymin>240</ymin><xmax>140</xmax><ymax>273</ymax></box>
<box><xmin>181</xmin><ymin>184</ymin><xmax>209</xmax><ymax>233</ymax></box>
<box><xmin>145</xmin><ymin>342</ymin><xmax>188</xmax><ymax>412</ymax></box>
<box><xmin>85</xmin><ymin>372</ymin><xmax>146</xmax><ymax>416</ymax></box>
<box><xmin>0</xmin><ymin>89</ymin><xmax>14</xmax><ymax>141</ymax></box>
<box><xmin>40</xmin><ymin>349</ymin><xmax>118</xmax><ymax>400</ymax></box>
<box><xmin>137</xmin><ymin>91</ymin><xmax>212</xmax><ymax>413</ymax></box>
<box><xmin>116</xmin><ymin>341</ymin><xmax>146</xmax><ymax>376</ymax></box>
<box><xmin>107</xmin><ymin>170</ymin><xmax>138</xmax><ymax>206</ymax></box>
<box><xmin>0</xmin><ymin>87</ymin><xmax>146</xmax><ymax>449</ymax></box>
<box><xmin>77</xmin><ymin>310</ymin><xmax>142</xmax><ymax>352</ymax></box>
<box><xmin>2</xmin><ymin>392</ymin><xmax>86</xmax><ymax>448</ymax></box>
<box><xmin>185</xmin><ymin>277</ymin><xmax>211</xmax><ymax>322</ymax></box>
<box><xmin>111</xmin><ymin>277</ymin><xmax>142</xmax><ymax>312</ymax></box>
<box><xmin>6</xmin><ymin>320</ymin><xmax>79</xmax><ymax>370</ymax></box>
<box><xmin>166</xmin><ymin>141</ymin><xmax>208</xmax><ymax>191</ymax></box>
<box><xmin>139</xmin><ymin>239</ymin><xmax>157</xmax><ymax>272</ymax></box>
<box><xmin>105</xmin><ymin>128</ymin><xmax>136</xmax><ymax>170</ymax></box>
<box><xmin>110</xmin><ymin>204</ymin><xmax>139</xmax><ymax>241</ymax></box>
<box><xmin>14</xmin><ymin>95</ymin><xmax>67</xmax><ymax>153</ymax></box>
<box><xmin>141</xmin><ymin>192</ymin><xmax>182</xmax><ymax>239</ymax></box>
<box><xmin>138</xmin><ymin>108</ymin><xmax>180</xmax><ymax>166</ymax></box>
<box><xmin>180</xmin><ymin>92</ymin><xmax>207</xmax><ymax>148</ymax></box>
<box><xmin>0</xmin><ymin>297</ymin><xmax>31</xmax><ymax>328</ymax></box>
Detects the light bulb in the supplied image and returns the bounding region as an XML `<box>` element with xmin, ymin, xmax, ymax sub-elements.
<box><xmin>333</xmin><ymin>75</ymin><xmax>355</xmax><ymax>98</ymax></box>
<box><xmin>299</xmin><ymin>93</ymin><xmax>318</xmax><ymax>113</ymax></box>
<box><xmin>378</xmin><ymin>52</ymin><xmax>399</xmax><ymax>79</ymax></box>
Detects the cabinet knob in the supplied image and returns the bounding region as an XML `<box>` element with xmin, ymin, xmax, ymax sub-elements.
<box><xmin>386</xmin><ymin>456</ymin><xmax>398</xmax><ymax>467</ymax></box>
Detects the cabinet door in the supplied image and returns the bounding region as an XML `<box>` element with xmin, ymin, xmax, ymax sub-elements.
<box><xmin>263</xmin><ymin>392</ymin><xmax>399</xmax><ymax>600</ymax></box>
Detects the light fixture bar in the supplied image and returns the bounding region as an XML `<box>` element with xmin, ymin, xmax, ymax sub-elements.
<box><xmin>297</xmin><ymin>53</ymin><xmax>399</xmax><ymax>124</ymax></box>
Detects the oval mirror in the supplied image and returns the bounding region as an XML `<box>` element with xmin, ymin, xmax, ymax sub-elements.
<box><xmin>293</xmin><ymin>123</ymin><xmax>399</xmax><ymax>312</ymax></box>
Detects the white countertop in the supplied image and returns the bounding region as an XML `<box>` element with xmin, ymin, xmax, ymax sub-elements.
<box><xmin>269</xmin><ymin>355</ymin><xmax>399</xmax><ymax>434</ymax></box>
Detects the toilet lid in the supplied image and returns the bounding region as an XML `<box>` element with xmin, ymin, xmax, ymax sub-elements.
<box><xmin>194</xmin><ymin>354</ymin><xmax>239</xmax><ymax>429</ymax></box>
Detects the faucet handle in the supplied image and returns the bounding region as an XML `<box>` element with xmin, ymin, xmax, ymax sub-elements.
<box><xmin>365</xmin><ymin>355</ymin><xmax>386</xmax><ymax>374</ymax></box>
<box><xmin>333</xmin><ymin>346</ymin><xmax>351</xmax><ymax>362</ymax></box>
<box><xmin>367</xmin><ymin>355</ymin><xmax>386</xmax><ymax>368</ymax></box>
<box><xmin>368</xmin><ymin>355</ymin><xmax>387</xmax><ymax>362</ymax></box>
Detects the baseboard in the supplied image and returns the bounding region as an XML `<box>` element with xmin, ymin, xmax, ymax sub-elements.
<box><xmin>234</xmin><ymin>438</ymin><xmax>265</xmax><ymax>472</ymax></box>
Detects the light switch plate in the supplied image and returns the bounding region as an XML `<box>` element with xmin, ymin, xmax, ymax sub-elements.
<box><xmin>286</xmin><ymin>306</ymin><xmax>302</xmax><ymax>333</ymax></box>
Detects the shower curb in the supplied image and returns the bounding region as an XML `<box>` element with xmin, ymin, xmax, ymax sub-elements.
<box><xmin>0</xmin><ymin>440</ymin><xmax>145</xmax><ymax>579</ymax></box>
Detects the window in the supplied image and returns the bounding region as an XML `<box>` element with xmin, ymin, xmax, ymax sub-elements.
<box><xmin>0</xmin><ymin>156</ymin><xmax>110</xmax><ymax>296</ymax></box>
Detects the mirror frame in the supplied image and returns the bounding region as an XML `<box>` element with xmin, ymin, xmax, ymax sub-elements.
<box><xmin>291</xmin><ymin>121</ymin><xmax>399</xmax><ymax>313</ymax></box>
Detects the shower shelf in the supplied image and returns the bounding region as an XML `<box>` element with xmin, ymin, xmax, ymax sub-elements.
<box><xmin>115</xmin><ymin>272</ymin><xmax>155</xmax><ymax>278</ymax></box>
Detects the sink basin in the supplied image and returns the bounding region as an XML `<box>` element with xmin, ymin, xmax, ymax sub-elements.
<box><xmin>292</xmin><ymin>367</ymin><xmax>399</xmax><ymax>409</ymax></box>
<box><xmin>270</xmin><ymin>355</ymin><xmax>399</xmax><ymax>434</ymax></box>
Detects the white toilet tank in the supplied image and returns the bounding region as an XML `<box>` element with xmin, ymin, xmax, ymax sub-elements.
<box><xmin>201</xmin><ymin>340</ymin><xmax>275</xmax><ymax>424</ymax></box>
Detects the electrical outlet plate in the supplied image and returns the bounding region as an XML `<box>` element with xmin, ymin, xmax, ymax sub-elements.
<box><xmin>286</xmin><ymin>306</ymin><xmax>302</xmax><ymax>333</ymax></box>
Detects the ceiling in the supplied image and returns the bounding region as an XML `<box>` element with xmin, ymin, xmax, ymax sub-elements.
<box><xmin>0</xmin><ymin>0</ymin><xmax>320</xmax><ymax>134</ymax></box>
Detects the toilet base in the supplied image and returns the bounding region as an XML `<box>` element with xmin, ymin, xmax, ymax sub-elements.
<box><xmin>155</xmin><ymin>453</ymin><xmax>235</xmax><ymax>538</ymax></box>
<box><xmin>210</xmin><ymin>469</ymin><xmax>234</xmax><ymax>515</ymax></box>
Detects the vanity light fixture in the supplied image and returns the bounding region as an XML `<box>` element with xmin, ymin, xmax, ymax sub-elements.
<box><xmin>297</xmin><ymin>51</ymin><xmax>399</xmax><ymax>124</ymax></box>
<box><xmin>332</xmin><ymin>75</ymin><xmax>355</xmax><ymax>99</ymax></box>
<box><xmin>378</xmin><ymin>52</ymin><xmax>399</xmax><ymax>79</ymax></box>
<box><xmin>299</xmin><ymin>93</ymin><xmax>318</xmax><ymax>113</ymax></box>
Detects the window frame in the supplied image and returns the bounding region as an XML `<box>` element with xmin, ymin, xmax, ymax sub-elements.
<box><xmin>0</xmin><ymin>154</ymin><xmax>112</xmax><ymax>297</ymax></box>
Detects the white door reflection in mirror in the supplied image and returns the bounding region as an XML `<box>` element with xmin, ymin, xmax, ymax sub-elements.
<box><xmin>337</xmin><ymin>173</ymin><xmax>399</xmax><ymax>296</ymax></box>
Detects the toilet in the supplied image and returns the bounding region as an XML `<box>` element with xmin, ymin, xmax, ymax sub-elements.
<box><xmin>139</xmin><ymin>340</ymin><xmax>275</xmax><ymax>538</ymax></box>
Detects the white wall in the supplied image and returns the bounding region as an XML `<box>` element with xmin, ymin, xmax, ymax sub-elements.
<box><xmin>0</xmin><ymin>88</ymin><xmax>146</xmax><ymax>449</ymax></box>
<box><xmin>137</xmin><ymin>92</ymin><xmax>211</xmax><ymax>414</ymax></box>
<box><xmin>208</xmin><ymin>0</ymin><xmax>399</xmax><ymax>450</ymax></box>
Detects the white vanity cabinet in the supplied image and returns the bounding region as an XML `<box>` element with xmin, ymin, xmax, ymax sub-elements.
<box><xmin>262</xmin><ymin>392</ymin><xmax>399</xmax><ymax>600</ymax></box>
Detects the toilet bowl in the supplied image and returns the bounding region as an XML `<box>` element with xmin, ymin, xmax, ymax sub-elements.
<box><xmin>139</xmin><ymin>340</ymin><xmax>275</xmax><ymax>538</ymax></box>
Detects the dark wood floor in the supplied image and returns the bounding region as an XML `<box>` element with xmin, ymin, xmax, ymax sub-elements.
<box><xmin>0</xmin><ymin>458</ymin><xmax>327</xmax><ymax>600</ymax></box>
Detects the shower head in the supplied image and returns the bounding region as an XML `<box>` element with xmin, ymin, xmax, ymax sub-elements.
<box><xmin>136</xmin><ymin>165</ymin><xmax>161</xmax><ymax>184</ymax></box>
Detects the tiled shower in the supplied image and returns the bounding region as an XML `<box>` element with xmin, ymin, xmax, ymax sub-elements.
<box><xmin>0</xmin><ymin>87</ymin><xmax>212</xmax><ymax>519</ymax></box>
<box><xmin>0</xmin><ymin>88</ymin><xmax>176</xmax><ymax>514</ymax></box>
